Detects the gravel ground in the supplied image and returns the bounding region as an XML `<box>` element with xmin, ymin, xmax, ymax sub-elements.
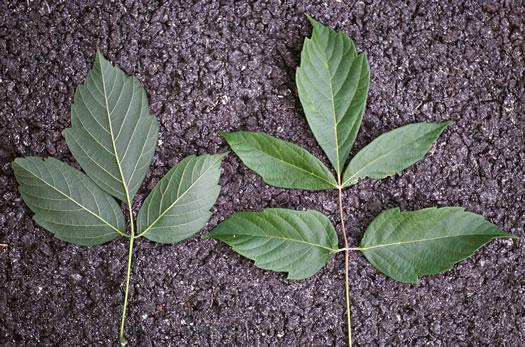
<box><xmin>1</xmin><ymin>1</ymin><xmax>524</xmax><ymax>346</ymax></box>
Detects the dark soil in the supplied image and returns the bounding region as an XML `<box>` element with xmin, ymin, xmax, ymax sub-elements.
<box><xmin>1</xmin><ymin>1</ymin><xmax>524</xmax><ymax>346</ymax></box>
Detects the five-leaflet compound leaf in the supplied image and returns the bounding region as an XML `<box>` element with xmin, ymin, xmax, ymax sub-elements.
<box><xmin>205</xmin><ymin>15</ymin><xmax>516</xmax><ymax>347</ymax></box>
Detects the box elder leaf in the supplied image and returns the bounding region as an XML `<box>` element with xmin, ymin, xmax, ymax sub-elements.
<box><xmin>137</xmin><ymin>153</ymin><xmax>226</xmax><ymax>243</ymax></box>
<box><xmin>65</xmin><ymin>49</ymin><xmax>159</xmax><ymax>204</ymax></box>
<box><xmin>205</xmin><ymin>15</ymin><xmax>517</xmax><ymax>347</ymax></box>
<box><xmin>204</xmin><ymin>208</ymin><xmax>339</xmax><ymax>280</ymax></box>
<box><xmin>220</xmin><ymin>131</ymin><xmax>337</xmax><ymax>190</ymax></box>
<box><xmin>12</xmin><ymin>51</ymin><xmax>225</xmax><ymax>345</ymax></box>
<box><xmin>359</xmin><ymin>207</ymin><xmax>516</xmax><ymax>283</ymax></box>
<box><xmin>12</xmin><ymin>157</ymin><xmax>125</xmax><ymax>246</ymax></box>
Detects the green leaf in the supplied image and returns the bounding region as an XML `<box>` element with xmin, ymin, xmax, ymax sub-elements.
<box><xmin>136</xmin><ymin>153</ymin><xmax>226</xmax><ymax>244</ymax></box>
<box><xmin>358</xmin><ymin>207</ymin><xmax>516</xmax><ymax>283</ymax></box>
<box><xmin>203</xmin><ymin>208</ymin><xmax>339</xmax><ymax>280</ymax></box>
<box><xmin>12</xmin><ymin>157</ymin><xmax>125</xmax><ymax>246</ymax></box>
<box><xmin>296</xmin><ymin>15</ymin><xmax>370</xmax><ymax>177</ymax></box>
<box><xmin>65</xmin><ymin>49</ymin><xmax>159</xmax><ymax>204</ymax></box>
<box><xmin>342</xmin><ymin>122</ymin><xmax>450</xmax><ymax>187</ymax></box>
<box><xmin>220</xmin><ymin>131</ymin><xmax>337</xmax><ymax>190</ymax></box>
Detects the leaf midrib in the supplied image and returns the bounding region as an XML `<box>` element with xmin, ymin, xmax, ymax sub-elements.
<box><xmin>215</xmin><ymin>230</ymin><xmax>338</xmax><ymax>252</ymax></box>
<box><xmin>317</xmin><ymin>37</ymin><xmax>342</xmax><ymax>179</ymax></box>
<box><xmin>100</xmin><ymin>58</ymin><xmax>132</xmax><ymax>206</ymax></box>
<box><xmin>358</xmin><ymin>232</ymin><xmax>505</xmax><ymax>251</ymax></box>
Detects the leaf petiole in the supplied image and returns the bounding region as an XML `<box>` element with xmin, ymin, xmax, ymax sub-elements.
<box><xmin>337</xmin><ymin>186</ymin><xmax>353</xmax><ymax>347</ymax></box>
<box><xmin>119</xmin><ymin>235</ymin><xmax>134</xmax><ymax>345</ymax></box>
<box><xmin>117</xmin><ymin>210</ymin><xmax>134</xmax><ymax>342</ymax></box>
<box><xmin>119</xmin><ymin>200</ymin><xmax>135</xmax><ymax>345</ymax></box>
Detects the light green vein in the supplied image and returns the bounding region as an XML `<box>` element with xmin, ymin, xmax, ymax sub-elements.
<box><xmin>356</xmin><ymin>233</ymin><xmax>512</xmax><ymax>251</ymax></box>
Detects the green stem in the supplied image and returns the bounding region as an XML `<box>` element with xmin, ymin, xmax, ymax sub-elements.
<box><xmin>338</xmin><ymin>186</ymin><xmax>352</xmax><ymax>347</ymax></box>
<box><xmin>337</xmin><ymin>247</ymin><xmax>361</xmax><ymax>252</ymax></box>
<box><xmin>119</xmin><ymin>204</ymin><xmax>135</xmax><ymax>345</ymax></box>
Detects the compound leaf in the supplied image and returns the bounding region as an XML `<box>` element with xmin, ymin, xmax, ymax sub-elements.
<box><xmin>221</xmin><ymin>131</ymin><xmax>337</xmax><ymax>190</ymax></box>
<box><xmin>342</xmin><ymin>122</ymin><xmax>450</xmax><ymax>187</ymax></box>
<box><xmin>296</xmin><ymin>15</ymin><xmax>370</xmax><ymax>177</ymax></box>
<box><xmin>66</xmin><ymin>49</ymin><xmax>159</xmax><ymax>204</ymax></box>
<box><xmin>12</xmin><ymin>157</ymin><xmax>125</xmax><ymax>246</ymax></box>
<box><xmin>136</xmin><ymin>153</ymin><xmax>225</xmax><ymax>244</ymax></box>
<box><xmin>358</xmin><ymin>207</ymin><xmax>516</xmax><ymax>283</ymax></box>
<box><xmin>203</xmin><ymin>208</ymin><xmax>339</xmax><ymax>280</ymax></box>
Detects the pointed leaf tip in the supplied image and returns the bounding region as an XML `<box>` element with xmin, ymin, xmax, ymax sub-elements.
<box><xmin>296</xmin><ymin>17</ymin><xmax>370</xmax><ymax>176</ymax></box>
<box><xmin>342</xmin><ymin>121</ymin><xmax>451</xmax><ymax>187</ymax></box>
<box><xmin>305</xmin><ymin>13</ymin><xmax>314</xmax><ymax>23</ymax></box>
<box><xmin>359</xmin><ymin>207</ymin><xmax>515</xmax><ymax>283</ymax></box>
<box><xmin>305</xmin><ymin>14</ymin><xmax>326</xmax><ymax>31</ymax></box>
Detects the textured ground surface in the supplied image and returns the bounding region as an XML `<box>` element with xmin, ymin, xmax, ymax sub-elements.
<box><xmin>1</xmin><ymin>0</ymin><xmax>524</xmax><ymax>346</ymax></box>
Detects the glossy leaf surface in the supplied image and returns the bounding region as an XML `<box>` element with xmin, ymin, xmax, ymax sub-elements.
<box><xmin>342</xmin><ymin>122</ymin><xmax>450</xmax><ymax>187</ymax></box>
<box><xmin>66</xmin><ymin>49</ymin><xmax>159</xmax><ymax>203</ymax></box>
<box><xmin>221</xmin><ymin>131</ymin><xmax>337</xmax><ymax>190</ymax></box>
<box><xmin>137</xmin><ymin>154</ymin><xmax>225</xmax><ymax>244</ymax></box>
<box><xmin>204</xmin><ymin>208</ymin><xmax>339</xmax><ymax>280</ymax></box>
<box><xmin>12</xmin><ymin>157</ymin><xmax>125</xmax><ymax>246</ymax></box>
<box><xmin>296</xmin><ymin>16</ymin><xmax>370</xmax><ymax>176</ymax></box>
<box><xmin>359</xmin><ymin>207</ymin><xmax>516</xmax><ymax>283</ymax></box>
